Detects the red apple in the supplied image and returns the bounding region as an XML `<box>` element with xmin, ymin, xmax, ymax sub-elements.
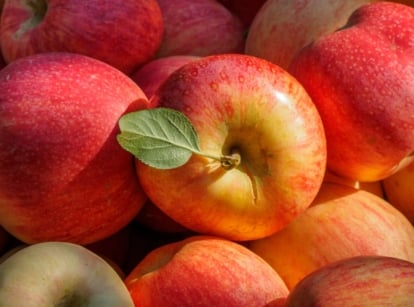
<box><xmin>285</xmin><ymin>255</ymin><xmax>414</xmax><ymax>307</ymax></box>
<box><xmin>125</xmin><ymin>235</ymin><xmax>289</xmax><ymax>307</ymax></box>
<box><xmin>130</xmin><ymin>55</ymin><xmax>201</xmax><ymax>103</ymax></box>
<box><xmin>0</xmin><ymin>0</ymin><xmax>163</xmax><ymax>74</ymax></box>
<box><xmin>382</xmin><ymin>161</ymin><xmax>414</xmax><ymax>224</ymax></box>
<box><xmin>0</xmin><ymin>52</ymin><xmax>149</xmax><ymax>244</ymax></box>
<box><xmin>155</xmin><ymin>0</ymin><xmax>245</xmax><ymax>58</ymax></box>
<box><xmin>217</xmin><ymin>0</ymin><xmax>267</xmax><ymax>27</ymax></box>
<box><xmin>245</xmin><ymin>0</ymin><xmax>373</xmax><ymax>69</ymax></box>
<box><xmin>0</xmin><ymin>242</ymin><xmax>134</xmax><ymax>306</ymax></box>
<box><xmin>248</xmin><ymin>181</ymin><xmax>414</xmax><ymax>290</ymax></box>
<box><xmin>288</xmin><ymin>1</ymin><xmax>414</xmax><ymax>181</ymax></box>
<box><xmin>134</xmin><ymin>53</ymin><xmax>327</xmax><ymax>241</ymax></box>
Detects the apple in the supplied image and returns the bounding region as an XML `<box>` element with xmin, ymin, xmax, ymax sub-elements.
<box><xmin>134</xmin><ymin>53</ymin><xmax>327</xmax><ymax>241</ymax></box>
<box><xmin>285</xmin><ymin>255</ymin><xmax>414</xmax><ymax>307</ymax></box>
<box><xmin>0</xmin><ymin>0</ymin><xmax>164</xmax><ymax>74</ymax></box>
<box><xmin>0</xmin><ymin>241</ymin><xmax>134</xmax><ymax>306</ymax></box>
<box><xmin>245</xmin><ymin>0</ymin><xmax>373</xmax><ymax>69</ymax></box>
<box><xmin>130</xmin><ymin>55</ymin><xmax>201</xmax><ymax>103</ymax></box>
<box><xmin>155</xmin><ymin>0</ymin><xmax>246</xmax><ymax>58</ymax></box>
<box><xmin>248</xmin><ymin>181</ymin><xmax>414</xmax><ymax>290</ymax></box>
<box><xmin>0</xmin><ymin>52</ymin><xmax>149</xmax><ymax>244</ymax></box>
<box><xmin>124</xmin><ymin>235</ymin><xmax>289</xmax><ymax>306</ymax></box>
<box><xmin>288</xmin><ymin>1</ymin><xmax>414</xmax><ymax>182</ymax></box>
<box><xmin>217</xmin><ymin>0</ymin><xmax>267</xmax><ymax>27</ymax></box>
<box><xmin>382</xmin><ymin>161</ymin><xmax>414</xmax><ymax>224</ymax></box>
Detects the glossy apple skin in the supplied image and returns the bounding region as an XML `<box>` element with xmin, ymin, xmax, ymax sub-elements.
<box><xmin>382</xmin><ymin>161</ymin><xmax>414</xmax><ymax>224</ymax></box>
<box><xmin>248</xmin><ymin>181</ymin><xmax>414</xmax><ymax>290</ymax></box>
<box><xmin>245</xmin><ymin>0</ymin><xmax>373</xmax><ymax>69</ymax></box>
<box><xmin>285</xmin><ymin>255</ymin><xmax>414</xmax><ymax>307</ymax></box>
<box><xmin>0</xmin><ymin>242</ymin><xmax>134</xmax><ymax>306</ymax></box>
<box><xmin>0</xmin><ymin>0</ymin><xmax>163</xmax><ymax>74</ymax></box>
<box><xmin>125</xmin><ymin>235</ymin><xmax>289</xmax><ymax>307</ymax></box>
<box><xmin>289</xmin><ymin>2</ymin><xmax>414</xmax><ymax>181</ymax></box>
<box><xmin>136</xmin><ymin>53</ymin><xmax>327</xmax><ymax>241</ymax></box>
<box><xmin>0</xmin><ymin>52</ymin><xmax>149</xmax><ymax>244</ymax></box>
<box><xmin>155</xmin><ymin>0</ymin><xmax>245</xmax><ymax>58</ymax></box>
<box><xmin>130</xmin><ymin>55</ymin><xmax>200</xmax><ymax>102</ymax></box>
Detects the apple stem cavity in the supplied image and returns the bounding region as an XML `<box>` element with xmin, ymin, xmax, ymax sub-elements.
<box><xmin>56</xmin><ymin>291</ymin><xmax>88</xmax><ymax>307</ymax></box>
<box><xmin>220</xmin><ymin>151</ymin><xmax>242</xmax><ymax>170</ymax></box>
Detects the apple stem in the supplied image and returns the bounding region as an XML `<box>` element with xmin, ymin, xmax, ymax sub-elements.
<box><xmin>193</xmin><ymin>151</ymin><xmax>241</xmax><ymax>170</ymax></box>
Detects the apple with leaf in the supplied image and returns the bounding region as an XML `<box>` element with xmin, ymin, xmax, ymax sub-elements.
<box><xmin>117</xmin><ymin>53</ymin><xmax>327</xmax><ymax>241</ymax></box>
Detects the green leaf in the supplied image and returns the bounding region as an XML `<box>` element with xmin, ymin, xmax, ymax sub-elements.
<box><xmin>117</xmin><ymin>107</ymin><xmax>202</xmax><ymax>169</ymax></box>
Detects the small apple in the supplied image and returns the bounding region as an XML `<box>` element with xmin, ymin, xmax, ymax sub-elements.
<box><xmin>245</xmin><ymin>0</ymin><xmax>373</xmax><ymax>69</ymax></box>
<box><xmin>0</xmin><ymin>0</ymin><xmax>164</xmax><ymax>74</ymax></box>
<box><xmin>288</xmin><ymin>1</ymin><xmax>414</xmax><ymax>181</ymax></box>
<box><xmin>0</xmin><ymin>241</ymin><xmax>134</xmax><ymax>306</ymax></box>
<box><xmin>155</xmin><ymin>0</ymin><xmax>245</xmax><ymax>58</ymax></box>
<box><xmin>124</xmin><ymin>235</ymin><xmax>289</xmax><ymax>307</ymax></box>
<box><xmin>248</xmin><ymin>181</ymin><xmax>414</xmax><ymax>290</ymax></box>
<box><xmin>382</xmin><ymin>161</ymin><xmax>414</xmax><ymax>224</ymax></box>
<box><xmin>130</xmin><ymin>55</ymin><xmax>201</xmax><ymax>103</ymax></box>
<box><xmin>131</xmin><ymin>53</ymin><xmax>327</xmax><ymax>241</ymax></box>
<box><xmin>0</xmin><ymin>52</ymin><xmax>149</xmax><ymax>244</ymax></box>
<box><xmin>285</xmin><ymin>255</ymin><xmax>414</xmax><ymax>307</ymax></box>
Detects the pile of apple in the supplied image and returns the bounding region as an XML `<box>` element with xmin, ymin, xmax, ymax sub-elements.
<box><xmin>0</xmin><ymin>0</ymin><xmax>414</xmax><ymax>306</ymax></box>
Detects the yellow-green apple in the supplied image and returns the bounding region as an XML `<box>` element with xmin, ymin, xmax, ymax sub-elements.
<box><xmin>245</xmin><ymin>0</ymin><xmax>373</xmax><ymax>69</ymax></box>
<box><xmin>124</xmin><ymin>235</ymin><xmax>289</xmax><ymax>307</ymax></box>
<box><xmin>285</xmin><ymin>255</ymin><xmax>414</xmax><ymax>307</ymax></box>
<box><xmin>0</xmin><ymin>241</ymin><xmax>134</xmax><ymax>306</ymax></box>
<box><xmin>217</xmin><ymin>0</ymin><xmax>267</xmax><ymax>27</ymax></box>
<box><xmin>0</xmin><ymin>0</ymin><xmax>163</xmax><ymax>74</ymax></box>
<box><xmin>248</xmin><ymin>181</ymin><xmax>414</xmax><ymax>290</ymax></box>
<box><xmin>288</xmin><ymin>1</ymin><xmax>414</xmax><ymax>182</ymax></box>
<box><xmin>155</xmin><ymin>0</ymin><xmax>245</xmax><ymax>58</ymax></box>
<box><xmin>130</xmin><ymin>55</ymin><xmax>201</xmax><ymax>103</ymax></box>
<box><xmin>133</xmin><ymin>53</ymin><xmax>327</xmax><ymax>241</ymax></box>
<box><xmin>382</xmin><ymin>161</ymin><xmax>414</xmax><ymax>224</ymax></box>
<box><xmin>0</xmin><ymin>52</ymin><xmax>149</xmax><ymax>244</ymax></box>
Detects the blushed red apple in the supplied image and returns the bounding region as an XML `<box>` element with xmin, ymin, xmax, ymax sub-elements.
<box><xmin>285</xmin><ymin>255</ymin><xmax>414</xmax><ymax>307</ymax></box>
<box><xmin>288</xmin><ymin>1</ymin><xmax>414</xmax><ymax>181</ymax></box>
<box><xmin>134</xmin><ymin>53</ymin><xmax>327</xmax><ymax>241</ymax></box>
<box><xmin>0</xmin><ymin>0</ymin><xmax>164</xmax><ymax>74</ymax></box>
<box><xmin>248</xmin><ymin>181</ymin><xmax>414</xmax><ymax>290</ymax></box>
<box><xmin>125</xmin><ymin>235</ymin><xmax>289</xmax><ymax>306</ymax></box>
<box><xmin>0</xmin><ymin>52</ymin><xmax>149</xmax><ymax>244</ymax></box>
<box><xmin>155</xmin><ymin>0</ymin><xmax>245</xmax><ymax>58</ymax></box>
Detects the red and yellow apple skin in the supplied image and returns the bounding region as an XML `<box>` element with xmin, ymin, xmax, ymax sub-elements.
<box><xmin>125</xmin><ymin>235</ymin><xmax>289</xmax><ymax>307</ymax></box>
<box><xmin>0</xmin><ymin>52</ymin><xmax>149</xmax><ymax>244</ymax></box>
<box><xmin>382</xmin><ymin>161</ymin><xmax>414</xmax><ymax>224</ymax></box>
<box><xmin>0</xmin><ymin>0</ymin><xmax>163</xmax><ymax>74</ymax></box>
<box><xmin>136</xmin><ymin>53</ymin><xmax>327</xmax><ymax>241</ymax></box>
<box><xmin>248</xmin><ymin>182</ymin><xmax>414</xmax><ymax>290</ymax></box>
<box><xmin>289</xmin><ymin>1</ymin><xmax>414</xmax><ymax>181</ymax></box>
<box><xmin>285</xmin><ymin>256</ymin><xmax>414</xmax><ymax>307</ymax></box>
<box><xmin>245</xmin><ymin>0</ymin><xmax>373</xmax><ymax>69</ymax></box>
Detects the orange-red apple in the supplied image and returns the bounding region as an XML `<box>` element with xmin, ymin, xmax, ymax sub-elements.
<box><xmin>248</xmin><ymin>181</ymin><xmax>414</xmax><ymax>290</ymax></box>
<box><xmin>134</xmin><ymin>53</ymin><xmax>327</xmax><ymax>241</ymax></box>
<box><xmin>125</xmin><ymin>235</ymin><xmax>289</xmax><ymax>307</ymax></box>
